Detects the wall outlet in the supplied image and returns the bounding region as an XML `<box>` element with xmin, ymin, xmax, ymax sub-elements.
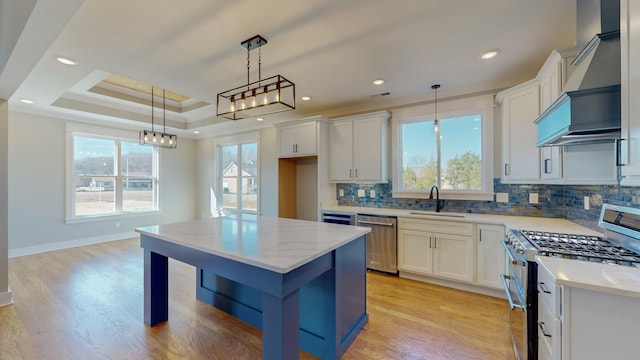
<box><xmin>357</xmin><ymin>189</ymin><xmax>365</xmax><ymax>198</ymax></box>
<box><xmin>584</xmin><ymin>196</ymin><xmax>590</xmax><ymax>210</ymax></box>
<box><xmin>529</xmin><ymin>193</ymin><xmax>539</xmax><ymax>204</ymax></box>
<box><xmin>370</xmin><ymin>190</ymin><xmax>376</xmax><ymax>198</ymax></box>
<box><xmin>496</xmin><ymin>193</ymin><xmax>509</xmax><ymax>203</ymax></box>
<box><xmin>339</xmin><ymin>189</ymin><xmax>345</xmax><ymax>197</ymax></box>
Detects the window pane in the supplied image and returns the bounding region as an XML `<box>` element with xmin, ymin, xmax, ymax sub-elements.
<box><xmin>440</xmin><ymin>115</ymin><xmax>482</xmax><ymax>190</ymax></box>
<box><xmin>401</xmin><ymin>121</ymin><xmax>437</xmax><ymax>190</ymax></box>
<box><xmin>222</xmin><ymin>145</ymin><xmax>238</xmax><ymax>171</ymax></box>
<box><xmin>75</xmin><ymin>176</ymin><xmax>115</xmax><ymax>215</ymax></box>
<box><xmin>74</xmin><ymin>137</ymin><xmax>115</xmax><ymax>175</ymax></box>
<box><xmin>121</xmin><ymin>142</ymin><xmax>153</xmax><ymax>176</ymax></box>
<box><xmin>223</xmin><ymin>177</ymin><xmax>237</xmax><ymax>208</ymax></box>
<box><xmin>123</xmin><ymin>178</ymin><xmax>154</xmax><ymax>211</ymax></box>
<box><xmin>241</xmin><ymin>177</ymin><xmax>257</xmax><ymax>211</ymax></box>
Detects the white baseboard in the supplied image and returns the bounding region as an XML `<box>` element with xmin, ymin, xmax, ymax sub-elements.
<box><xmin>8</xmin><ymin>231</ymin><xmax>137</xmax><ymax>258</ymax></box>
<box><xmin>0</xmin><ymin>288</ymin><xmax>13</xmax><ymax>307</ymax></box>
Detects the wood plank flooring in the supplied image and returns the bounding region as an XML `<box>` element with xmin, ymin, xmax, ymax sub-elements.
<box><xmin>0</xmin><ymin>239</ymin><xmax>514</xmax><ymax>359</ymax></box>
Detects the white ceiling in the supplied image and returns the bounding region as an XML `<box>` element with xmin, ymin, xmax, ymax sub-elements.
<box><xmin>0</xmin><ymin>0</ymin><xmax>577</xmax><ymax>138</ymax></box>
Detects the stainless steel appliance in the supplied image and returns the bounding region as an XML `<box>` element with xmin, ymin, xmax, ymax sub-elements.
<box><xmin>502</xmin><ymin>204</ymin><xmax>640</xmax><ymax>359</ymax></box>
<box><xmin>356</xmin><ymin>214</ymin><xmax>397</xmax><ymax>274</ymax></box>
<box><xmin>320</xmin><ymin>211</ymin><xmax>355</xmax><ymax>225</ymax></box>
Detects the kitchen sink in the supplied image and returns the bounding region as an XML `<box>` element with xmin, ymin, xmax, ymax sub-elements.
<box><xmin>408</xmin><ymin>212</ymin><xmax>466</xmax><ymax>218</ymax></box>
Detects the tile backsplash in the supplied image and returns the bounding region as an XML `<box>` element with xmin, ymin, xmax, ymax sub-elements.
<box><xmin>336</xmin><ymin>179</ymin><xmax>640</xmax><ymax>231</ymax></box>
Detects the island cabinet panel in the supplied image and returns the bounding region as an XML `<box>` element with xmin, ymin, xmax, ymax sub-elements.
<box><xmin>196</xmin><ymin>235</ymin><xmax>368</xmax><ymax>360</ymax></box>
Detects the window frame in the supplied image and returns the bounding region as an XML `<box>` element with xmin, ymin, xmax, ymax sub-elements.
<box><xmin>215</xmin><ymin>132</ymin><xmax>260</xmax><ymax>214</ymax></box>
<box><xmin>391</xmin><ymin>99</ymin><xmax>494</xmax><ymax>201</ymax></box>
<box><xmin>65</xmin><ymin>123</ymin><xmax>159</xmax><ymax>223</ymax></box>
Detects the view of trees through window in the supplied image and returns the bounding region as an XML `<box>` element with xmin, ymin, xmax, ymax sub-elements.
<box><xmin>220</xmin><ymin>142</ymin><xmax>258</xmax><ymax>212</ymax></box>
<box><xmin>401</xmin><ymin>114</ymin><xmax>482</xmax><ymax>191</ymax></box>
<box><xmin>74</xmin><ymin>136</ymin><xmax>156</xmax><ymax>216</ymax></box>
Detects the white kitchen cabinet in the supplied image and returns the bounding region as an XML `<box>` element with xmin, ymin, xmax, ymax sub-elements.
<box><xmin>540</xmin><ymin>146</ymin><xmax>562</xmax><ymax>180</ymax></box>
<box><xmin>497</xmin><ymin>80</ymin><xmax>541</xmax><ymax>183</ymax></box>
<box><xmin>398</xmin><ymin>218</ymin><xmax>474</xmax><ymax>283</ymax></box>
<box><xmin>475</xmin><ymin>224</ymin><xmax>505</xmax><ymax>290</ymax></box>
<box><xmin>537</xmin><ymin>262</ymin><xmax>640</xmax><ymax>360</ymax></box>
<box><xmin>329</xmin><ymin>111</ymin><xmax>389</xmax><ymax>183</ymax></box>
<box><xmin>620</xmin><ymin>0</ymin><xmax>640</xmax><ymax>185</ymax></box>
<box><xmin>276</xmin><ymin>120</ymin><xmax>317</xmax><ymax>157</ymax></box>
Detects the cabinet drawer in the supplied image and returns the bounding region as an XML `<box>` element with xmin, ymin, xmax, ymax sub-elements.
<box><xmin>398</xmin><ymin>218</ymin><xmax>473</xmax><ymax>236</ymax></box>
<box><xmin>538</xmin><ymin>265</ymin><xmax>561</xmax><ymax>315</ymax></box>
<box><xmin>538</xmin><ymin>300</ymin><xmax>561</xmax><ymax>359</ymax></box>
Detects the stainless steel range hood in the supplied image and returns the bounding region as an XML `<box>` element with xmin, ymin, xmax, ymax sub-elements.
<box><xmin>535</xmin><ymin>0</ymin><xmax>621</xmax><ymax>147</ymax></box>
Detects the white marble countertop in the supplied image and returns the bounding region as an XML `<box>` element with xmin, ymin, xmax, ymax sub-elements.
<box><xmin>536</xmin><ymin>256</ymin><xmax>640</xmax><ymax>299</ymax></box>
<box><xmin>136</xmin><ymin>214</ymin><xmax>370</xmax><ymax>274</ymax></box>
<box><xmin>321</xmin><ymin>205</ymin><xmax>603</xmax><ymax>235</ymax></box>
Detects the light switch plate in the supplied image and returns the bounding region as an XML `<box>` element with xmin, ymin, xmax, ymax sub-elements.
<box><xmin>370</xmin><ymin>190</ymin><xmax>376</xmax><ymax>198</ymax></box>
<box><xmin>357</xmin><ymin>189</ymin><xmax>365</xmax><ymax>198</ymax></box>
<box><xmin>496</xmin><ymin>193</ymin><xmax>509</xmax><ymax>203</ymax></box>
<box><xmin>529</xmin><ymin>193</ymin><xmax>539</xmax><ymax>204</ymax></box>
<box><xmin>339</xmin><ymin>189</ymin><xmax>345</xmax><ymax>197</ymax></box>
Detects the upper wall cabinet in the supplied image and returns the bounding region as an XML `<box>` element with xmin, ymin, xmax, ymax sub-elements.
<box><xmin>620</xmin><ymin>0</ymin><xmax>640</xmax><ymax>185</ymax></box>
<box><xmin>329</xmin><ymin>111</ymin><xmax>390</xmax><ymax>183</ymax></box>
<box><xmin>497</xmin><ymin>80</ymin><xmax>542</xmax><ymax>183</ymax></box>
<box><xmin>276</xmin><ymin>118</ymin><xmax>322</xmax><ymax>158</ymax></box>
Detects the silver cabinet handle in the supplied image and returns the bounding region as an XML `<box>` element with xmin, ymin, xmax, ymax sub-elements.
<box><xmin>537</xmin><ymin>321</ymin><xmax>552</xmax><ymax>338</ymax></box>
<box><xmin>504</xmin><ymin>163</ymin><xmax>510</xmax><ymax>175</ymax></box>
<box><xmin>349</xmin><ymin>169</ymin><xmax>352</xmax><ymax>178</ymax></box>
<box><xmin>434</xmin><ymin>237</ymin><xmax>437</xmax><ymax>248</ymax></box>
<box><xmin>429</xmin><ymin>237</ymin><xmax>432</xmax><ymax>248</ymax></box>
<box><xmin>355</xmin><ymin>168</ymin><xmax>358</xmax><ymax>178</ymax></box>
<box><xmin>538</xmin><ymin>282</ymin><xmax>551</xmax><ymax>294</ymax></box>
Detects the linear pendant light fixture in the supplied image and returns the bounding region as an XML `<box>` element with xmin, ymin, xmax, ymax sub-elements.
<box><xmin>217</xmin><ymin>35</ymin><xmax>295</xmax><ymax>120</ymax></box>
<box><xmin>139</xmin><ymin>87</ymin><xmax>177</xmax><ymax>148</ymax></box>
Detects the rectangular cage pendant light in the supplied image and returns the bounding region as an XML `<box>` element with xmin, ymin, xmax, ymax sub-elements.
<box><xmin>139</xmin><ymin>87</ymin><xmax>177</xmax><ymax>148</ymax></box>
<box><xmin>216</xmin><ymin>35</ymin><xmax>295</xmax><ymax>120</ymax></box>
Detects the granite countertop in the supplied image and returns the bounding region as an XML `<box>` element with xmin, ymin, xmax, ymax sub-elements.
<box><xmin>136</xmin><ymin>214</ymin><xmax>370</xmax><ymax>274</ymax></box>
<box><xmin>536</xmin><ymin>256</ymin><xmax>640</xmax><ymax>299</ymax></box>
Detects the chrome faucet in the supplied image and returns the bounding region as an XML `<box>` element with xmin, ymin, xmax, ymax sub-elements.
<box><xmin>429</xmin><ymin>185</ymin><xmax>444</xmax><ymax>212</ymax></box>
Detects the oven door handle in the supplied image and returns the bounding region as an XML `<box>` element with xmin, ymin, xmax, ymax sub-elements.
<box><xmin>501</xmin><ymin>274</ymin><xmax>526</xmax><ymax>311</ymax></box>
<box><xmin>502</xmin><ymin>240</ymin><xmax>525</xmax><ymax>266</ymax></box>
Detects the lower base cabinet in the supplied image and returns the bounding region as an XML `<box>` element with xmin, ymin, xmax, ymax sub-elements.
<box><xmin>398</xmin><ymin>218</ymin><xmax>474</xmax><ymax>283</ymax></box>
<box><xmin>476</xmin><ymin>224</ymin><xmax>506</xmax><ymax>289</ymax></box>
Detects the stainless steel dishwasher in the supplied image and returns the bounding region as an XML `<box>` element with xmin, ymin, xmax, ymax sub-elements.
<box><xmin>356</xmin><ymin>214</ymin><xmax>397</xmax><ymax>274</ymax></box>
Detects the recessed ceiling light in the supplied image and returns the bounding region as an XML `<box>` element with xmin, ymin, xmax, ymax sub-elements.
<box><xmin>56</xmin><ymin>56</ymin><xmax>78</xmax><ymax>65</ymax></box>
<box><xmin>301</xmin><ymin>96</ymin><xmax>312</xmax><ymax>101</ymax></box>
<box><xmin>19</xmin><ymin>98</ymin><xmax>34</xmax><ymax>104</ymax></box>
<box><xmin>480</xmin><ymin>49</ymin><xmax>500</xmax><ymax>60</ymax></box>
<box><xmin>373</xmin><ymin>79</ymin><xmax>385</xmax><ymax>85</ymax></box>
<box><xmin>193</xmin><ymin>130</ymin><xmax>200</xmax><ymax>134</ymax></box>
<box><xmin>256</xmin><ymin>118</ymin><xmax>264</xmax><ymax>122</ymax></box>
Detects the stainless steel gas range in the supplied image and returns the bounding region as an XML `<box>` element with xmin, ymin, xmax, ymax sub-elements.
<box><xmin>501</xmin><ymin>204</ymin><xmax>640</xmax><ymax>360</ymax></box>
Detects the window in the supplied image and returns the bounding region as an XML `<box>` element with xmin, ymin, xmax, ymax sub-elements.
<box><xmin>392</xmin><ymin>100</ymin><xmax>494</xmax><ymax>200</ymax></box>
<box><xmin>68</xmin><ymin>127</ymin><xmax>158</xmax><ymax>220</ymax></box>
<box><xmin>218</xmin><ymin>141</ymin><xmax>259</xmax><ymax>213</ymax></box>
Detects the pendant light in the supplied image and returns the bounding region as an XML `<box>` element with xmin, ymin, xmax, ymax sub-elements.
<box><xmin>139</xmin><ymin>87</ymin><xmax>177</xmax><ymax>148</ymax></box>
<box><xmin>432</xmin><ymin>84</ymin><xmax>440</xmax><ymax>132</ymax></box>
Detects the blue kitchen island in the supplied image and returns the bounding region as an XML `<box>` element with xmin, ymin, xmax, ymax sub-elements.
<box><xmin>137</xmin><ymin>214</ymin><xmax>370</xmax><ymax>360</ymax></box>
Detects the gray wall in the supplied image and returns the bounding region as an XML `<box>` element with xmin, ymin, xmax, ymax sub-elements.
<box><xmin>0</xmin><ymin>100</ymin><xmax>9</xmax><ymax>305</ymax></box>
<box><xmin>7</xmin><ymin>111</ymin><xmax>197</xmax><ymax>253</ymax></box>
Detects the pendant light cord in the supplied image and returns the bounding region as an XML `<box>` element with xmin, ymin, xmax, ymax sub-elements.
<box><xmin>151</xmin><ymin>87</ymin><xmax>155</xmax><ymax>132</ymax></box>
<box><xmin>163</xmin><ymin>89</ymin><xmax>166</xmax><ymax>133</ymax></box>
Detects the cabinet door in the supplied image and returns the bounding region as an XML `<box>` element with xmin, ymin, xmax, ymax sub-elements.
<box><xmin>501</xmin><ymin>83</ymin><xmax>541</xmax><ymax>182</ymax></box>
<box><xmin>353</xmin><ymin>117</ymin><xmax>385</xmax><ymax>181</ymax></box>
<box><xmin>398</xmin><ymin>229</ymin><xmax>432</xmax><ymax>275</ymax></box>
<box><xmin>540</xmin><ymin>146</ymin><xmax>562</xmax><ymax>180</ymax></box>
<box><xmin>432</xmin><ymin>232</ymin><xmax>473</xmax><ymax>283</ymax></box>
<box><xmin>278</xmin><ymin>124</ymin><xmax>298</xmax><ymax>157</ymax></box>
<box><xmin>294</xmin><ymin>122</ymin><xmax>317</xmax><ymax>155</ymax></box>
<box><xmin>621</xmin><ymin>0</ymin><xmax>640</xmax><ymax>183</ymax></box>
<box><xmin>329</xmin><ymin>121</ymin><xmax>354</xmax><ymax>181</ymax></box>
<box><xmin>476</xmin><ymin>224</ymin><xmax>506</xmax><ymax>289</ymax></box>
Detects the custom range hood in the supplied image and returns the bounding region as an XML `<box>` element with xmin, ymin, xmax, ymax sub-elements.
<box><xmin>535</xmin><ymin>0</ymin><xmax>621</xmax><ymax>147</ymax></box>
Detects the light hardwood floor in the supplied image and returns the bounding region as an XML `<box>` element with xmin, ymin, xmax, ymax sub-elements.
<box><xmin>0</xmin><ymin>239</ymin><xmax>514</xmax><ymax>359</ymax></box>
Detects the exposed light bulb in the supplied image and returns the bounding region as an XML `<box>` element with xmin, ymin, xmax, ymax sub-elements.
<box><xmin>262</xmin><ymin>86</ymin><xmax>269</xmax><ymax>105</ymax></box>
<box><xmin>240</xmin><ymin>93</ymin><xmax>246</xmax><ymax>110</ymax></box>
<box><xmin>251</xmin><ymin>90</ymin><xmax>257</xmax><ymax>107</ymax></box>
<box><xmin>169</xmin><ymin>137</ymin><xmax>174</xmax><ymax>145</ymax></box>
<box><xmin>230</xmin><ymin>95</ymin><xmax>236</xmax><ymax>112</ymax></box>
<box><xmin>144</xmin><ymin>131</ymin><xmax>148</xmax><ymax>142</ymax></box>
<box><xmin>274</xmin><ymin>90</ymin><xmax>280</xmax><ymax>103</ymax></box>
<box><xmin>161</xmin><ymin>135</ymin><xmax>165</xmax><ymax>144</ymax></box>
<box><xmin>434</xmin><ymin>119</ymin><xmax>439</xmax><ymax>133</ymax></box>
<box><xmin>152</xmin><ymin>134</ymin><xmax>157</xmax><ymax>143</ymax></box>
